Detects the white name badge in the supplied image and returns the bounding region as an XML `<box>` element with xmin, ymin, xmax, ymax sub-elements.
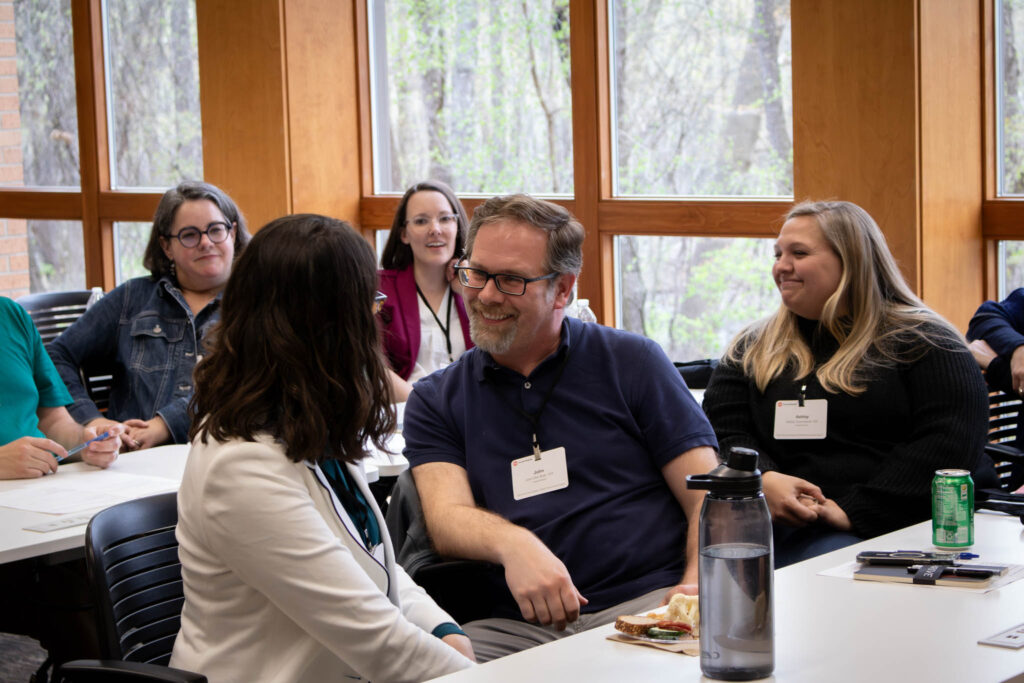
<box><xmin>511</xmin><ymin>447</ymin><xmax>569</xmax><ymax>501</ymax></box>
<box><xmin>773</xmin><ymin>399</ymin><xmax>828</xmax><ymax>439</ymax></box>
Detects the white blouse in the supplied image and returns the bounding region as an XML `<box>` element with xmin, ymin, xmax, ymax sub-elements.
<box><xmin>409</xmin><ymin>287</ymin><xmax>467</xmax><ymax>383</ymax></box>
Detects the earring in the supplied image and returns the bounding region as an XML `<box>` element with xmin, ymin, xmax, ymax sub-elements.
<box><xmin>169</xmin><ymin>261</ymin><xmax>176</xmax><ymax>278</ymax></box>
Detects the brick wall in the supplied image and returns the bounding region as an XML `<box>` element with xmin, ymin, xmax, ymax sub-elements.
<box><xmin>0</xmin><ymin>0</ymin><xmax>29</xmax><ymax>297</ymax></box>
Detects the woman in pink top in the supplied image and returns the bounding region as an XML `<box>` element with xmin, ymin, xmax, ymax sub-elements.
<box><xmin>378</xmin><ymin>180</ymin><xmax>474</xmax><ymax>401</ymax></box>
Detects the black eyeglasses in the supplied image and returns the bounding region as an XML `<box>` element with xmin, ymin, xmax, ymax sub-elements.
<box><xmin>166</xmin><ymin>221</ymin><xmax>233</xmax><ymax>248</ymax></box>
<box><xmin>374</xmin><ymin>291</ymin><xmax>387</xmax><ymax>314</ymax></box>
<box><xmin>454</xmin><ymin>266</ymin><xmax>558</xmax><ymax>296</ymax></box>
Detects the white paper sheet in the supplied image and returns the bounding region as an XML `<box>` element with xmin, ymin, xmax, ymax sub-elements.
<box><xmin>0</xmin><ymin>470</ymin><xmax>179</xmax><ymax>515</ymax></box>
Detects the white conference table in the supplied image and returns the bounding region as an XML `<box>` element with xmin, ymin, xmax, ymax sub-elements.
<box><xmin>429</xmin><ymin>512</ymin><xmax>1024</xmax><ymax>683</ymax></box>
<box><xmin>0</xmin><ymin>444</ymin><xmax>189</xmax><ymax>565</ymax></box>
<box><xmin>0</xmin><ymin>437</ymin><xmax>406</xmax><ymax>566</ymax></box>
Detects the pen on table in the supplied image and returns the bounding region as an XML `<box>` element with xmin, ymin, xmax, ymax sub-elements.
<box><xmin>56</xmin><ymin>430</ymin><xmax>111</xmax><ymax>463</ymax></box>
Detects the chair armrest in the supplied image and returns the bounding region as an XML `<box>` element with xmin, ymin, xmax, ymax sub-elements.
<box><xmin>984</xmin><ymin>442</ymin><xmax>1024</xmax><ymax>493</ymax></box>
<box><xmin>56</xmin><ymin>659</ymin><xmax>207</xmax><ymax>683</ymax></box>
<box><xmin>414</xmin><ymin>560</ymin><xmax>510</xmax><ymax>624</ymax></box>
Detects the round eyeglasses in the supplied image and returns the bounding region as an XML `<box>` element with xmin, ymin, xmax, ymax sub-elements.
<box><xmin>166</xmin><ymin>221</ymin><xmax>233</xmax><ymax>248</ymax></box>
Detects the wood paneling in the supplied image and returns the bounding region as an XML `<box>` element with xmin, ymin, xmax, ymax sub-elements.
<box><xmin>0</xmin><ymin>190</ymin><xmax>82</xmax><ymax>219</ymax></box>
<box><xmin>283</xmin><ymin>0</ymin><xmax>361</xmax><ymax>225</ymax></box>
<box><xmin>919</xmin><ymin>0</ymin><xmax>983</xmax><ymax>329</ymax></box>
<box><xmin>793</xmin><ymin>0</ymin><xmax>984</xmax><ymax>330</ymax></box>
<box><xmin>569</xmin><ymin>0</ymin><xmax>608</xmax><ymax>322</ymax></box>
<box><xmin>196</xmin><ymin>0</ymin><xmax>290</xmax><ymax>233</ymax></box>
<box><xmin>792</xmin><ymin>0</ymin><xmax>921</xmax><ymax>288</ymax></box>
<box><xmin>597</xmin><ymin>200</ymin><xmax>788</xmax><ymax>237</ymax></box>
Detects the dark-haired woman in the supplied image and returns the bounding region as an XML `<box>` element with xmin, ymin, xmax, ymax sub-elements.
<box><xmin>49</xmin><ymin>181</ymin><xmax>249</xmax><ymax>449</ymax></box>
<box><xmin>170</xmin><ymin>214</ymin><xmax>475</xmax><ymax>682</ymax></box>
<box><xmin>379</xmin><ymin>180</ymin><xmax>474</xmax><ymax>401</ymax></box>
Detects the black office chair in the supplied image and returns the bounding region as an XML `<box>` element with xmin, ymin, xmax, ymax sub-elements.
<box><xmin>16</xmin><ymin>290</ymin><xmax>114</xmax><ymax>412</ymax></box>
<box><xmin>15</xmin><ymin>290</ymin><xmax>92</xmax><ymax>345</ymax></box>
<box><xmin>976</xmin><ymin>391</ymin><xmax>1024</xmax><ymax>519</ymax></box>
<box><xmin>386</xmin><ymin>470</ymin><xmax>508</xmax><ymax>624</ymax></box>
<box><xmin>674</xmin><ymin>358</ymin><xmax>719</xmax><ymax>391</ymax></box>
<box><xmin>54</xmin><ymin>493</ymin><xmax>206</xmax><ymax>683</ymax></box>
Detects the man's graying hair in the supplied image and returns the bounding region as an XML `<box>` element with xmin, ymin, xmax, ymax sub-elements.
<box><xmin>465</xmin><ymin>194</ymin><xmax>584</xmax><ymax>277</ymax></box>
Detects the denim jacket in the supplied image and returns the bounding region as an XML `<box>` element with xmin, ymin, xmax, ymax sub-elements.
<box><xmin>48</xmin><ymin>276</ymin><xmax>220</xmax><ymax>444</ymax></box>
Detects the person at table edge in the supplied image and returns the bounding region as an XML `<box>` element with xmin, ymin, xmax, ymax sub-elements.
<box><xmin>402</xmin><ymin>194</ymin><xmax>718</xmax><ymax>661</ymax></box>
<box><xmin>0</xmin><ymin>295</ymin><xmax>120</xmax><ymax>479</ymax></box>
<box><xmin>702</xmin><ymin>200</ymin><xmax>988</xmax><ymax>567</ymax></box>
<box><xmin>48</xmin><ymin>181</ymin><xmax>250</xmax><ymax>451</ymax></box>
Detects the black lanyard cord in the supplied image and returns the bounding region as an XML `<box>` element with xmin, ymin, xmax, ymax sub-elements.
<box><xmin>485</xmin><ymin>347</ymin><xmax>573</xmax><ymax>459</ymax></box>
<box><xmin>416</xmin><ymin>284</ymin><xmax>454</xmax><ymax>361</ymax></box>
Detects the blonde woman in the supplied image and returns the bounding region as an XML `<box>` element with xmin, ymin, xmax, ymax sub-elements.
<box><xmin>703</xmin><ymin>200</ymin><xmax>988</xmax><ymax>567</ymax></box>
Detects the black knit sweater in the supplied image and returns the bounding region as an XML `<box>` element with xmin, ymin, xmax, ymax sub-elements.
<box><xmin>703</xmin><ymin>317</ymin><xmax>988</xmax><ymax>539</ymax></box>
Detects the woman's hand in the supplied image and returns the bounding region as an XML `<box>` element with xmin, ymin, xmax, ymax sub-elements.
<box><xmin>123</xmin><ymin>417</ymin><xmax>171</xmax><ymax>451</ymax></box>
<box><xmin>441</xmin><ymin>633</ymin><xmax>476</xmax><ymax>662</ymax></box>
<box><xmin>79</xmin><ymin>424</ymin><xmax>121</xmax><ymax>469</ymax></box>
<box><xmin>814</xmin><ymin>498</ymin><xmax>853</xmax><ymax>531</ymax></box>
<box><xmin>0</xmin><ymin>437</ymin><xmax>61</xmax><ymax>478</ymax></box>
<box><xmin>761</xmin><ymin>471</ymin><xmax>825</xmax><ymax>527</ymax></box>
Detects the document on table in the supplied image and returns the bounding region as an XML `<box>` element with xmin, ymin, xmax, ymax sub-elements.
<box><xmin>0</xmin><ymin>470</ymin><xmax>178</xmax><ymax>515</ymax></box>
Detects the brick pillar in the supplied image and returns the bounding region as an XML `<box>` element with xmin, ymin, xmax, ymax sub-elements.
<box><xmin>0</xmin><ymin>0</ymin><xmax>29</xmax><ymax>297</ymax></box>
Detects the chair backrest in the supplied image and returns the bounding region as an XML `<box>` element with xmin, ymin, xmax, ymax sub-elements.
<box><xmin>85</xmin><ymin>492</ymin><xmax>183</xmax><ymax>666</ymax></box>
<box><xmin>984</xmin><ymin>391</ymin><xmax>1024</xmax><ymax>493</ymax></box>
<box><xmin>15</xmin><ymin>290</ymin><xmax>92</xmax><ymax>345</ymax></box>
<box><xmin>16</xmin><ymin>290</ymin><xmax>113</xmax><ymax>412</ymax></box>
<box><xmin>674</xmin><ymin>358</ymin><xmax>719</xmax><ymax>391</ymax></box>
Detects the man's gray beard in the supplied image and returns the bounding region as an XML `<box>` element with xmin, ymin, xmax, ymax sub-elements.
<box><xmin>468</xmin><ymin>309</ymin><xmax>516</xmax><ymax>356</ymax></box>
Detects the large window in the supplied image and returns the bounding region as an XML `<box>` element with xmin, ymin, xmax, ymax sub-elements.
<box><xmin>995</xmin><ymin>0</ymin><xmax>1024</xmax><ymax>293</ymax></box>
<box><xmin>369</xmin><ymin>0</ymin><xmax>573</xmax><ymax>195</ymax></box>
<box><xmin>0</xmin><ymin>0</ymin><xmax>201</xmax><ymax>298</ymax></box>
<box><xmin>611</xmin><ymin>0</ymin><xmax>792</xmax><ymax>197</ymax></box>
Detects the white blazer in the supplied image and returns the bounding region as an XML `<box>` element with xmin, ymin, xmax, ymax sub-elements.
<box><xmin>170</xmin><ymin>435</ymin><xmax>474</xmax><ymax>682</ymax></box>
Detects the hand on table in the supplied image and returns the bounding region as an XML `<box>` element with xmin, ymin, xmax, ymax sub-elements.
<box><xmin>762</xmin><ymin>471</ymin><xmax>825</xmax><ymax>527</ymax></box>
<box><xmin>441</xmin><ymin>633</ymin><xmax>476</xmax><ymax>662</ymax></box>
<box><xmin>122</xmin><ymin>417</ymin><xmax>171</xmax><ymax>451</ymax></box>
<box><xmin>503</xmin><ymin>534</ymin><xmax>588</xmax><ymax>631</ymax></box>
<box><xmin>0</xmin><ymin>436</ymin><xmax>62</xmax><ymax>479</ymax></box>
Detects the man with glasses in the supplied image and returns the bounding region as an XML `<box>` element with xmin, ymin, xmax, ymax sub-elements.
<box><xmin>403</xmin><ymin>194</ymin><xmax>718</xmax><ymax>661</ymax></box>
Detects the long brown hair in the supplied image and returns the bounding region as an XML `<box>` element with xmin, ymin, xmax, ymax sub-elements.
<box><xmin>189</xmin><ymin>214</ymin><xmax>394</xmax><ymax>463</ymax></box>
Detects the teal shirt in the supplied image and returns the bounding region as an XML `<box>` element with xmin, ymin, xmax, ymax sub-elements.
<box><xmin>0</xmin><ymin>297</ymin><xmax>73</xmax><ymax>444</ymax></box>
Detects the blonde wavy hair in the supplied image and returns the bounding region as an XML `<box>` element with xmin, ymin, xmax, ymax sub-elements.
<box><xmin>725</xmin><ymin>200</ymin><xmax>963</xmax><ymax>395</ymax></box>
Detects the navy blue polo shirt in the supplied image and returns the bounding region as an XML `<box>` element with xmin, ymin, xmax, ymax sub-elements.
<box><xmin>403</xmin><ymin>316</ymin><xmax>718</xmax><ymax>616</ymax></box>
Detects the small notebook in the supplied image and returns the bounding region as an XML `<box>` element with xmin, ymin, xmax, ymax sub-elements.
<box><xmin>854</xmin><ymin>563</ymin><xmax>1008</xmax><ymax>588</ymax></box>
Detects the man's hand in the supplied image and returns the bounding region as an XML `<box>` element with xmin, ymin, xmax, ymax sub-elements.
<box><xmin>79</xmin><ymin>424</ymin><xmax>121</xmax><ymax>469</ymax></box>
<box><xmin>660</xmin><ymin>582</ymin><xmax>698</xmax><ymax>606</ymax></box>
<box><xmin>0</xmin><ymin>436</ymin><xmax>61</xmax><ymax>479</ymax></box>
<box><xmin>968</xmin><ymin>339</ymin><xmax>997</xmax><ymax>371</ymax></box>
<box><xmin>762</xmin><ymin>471</ymin><xmax>825</xmax><ymax>527</ymax></box>
<box><xmin>441</xmin><ymin>633</ymin><xmax>475</xmax><ymax>662</ymax></box>
<box><xmin>1011</xmin><ymin>345</ymin><xmax>1024</xmax><ymax>394</ymax></box>
<box><xmin>123</xmin><ymin>416</ymin><xmax>171</xmax><ymax>450</ymax></box>
<box><xmin>502</xmin><ymin>532</ymin><xmax>588</xmax><ymax>631</ymax></box>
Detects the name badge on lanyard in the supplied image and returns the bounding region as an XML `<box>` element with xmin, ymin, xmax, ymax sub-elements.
<box><xmin>511</xmin><ymin>447</ymin><xmax>569</xmax><ymax>500</ymax></box>
<box><xmin>773</xmin><ymin>383</ymin><xmax>827</xmax><ymax>439</ymax></box>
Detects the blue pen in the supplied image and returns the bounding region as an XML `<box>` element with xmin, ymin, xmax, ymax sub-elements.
<box><xmin>57</xmin><ymin>431</ymin><xmax>111</xmax><ymax>462</ymax></box>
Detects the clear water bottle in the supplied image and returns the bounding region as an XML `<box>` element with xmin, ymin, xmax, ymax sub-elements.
<box><xmin>86</xmin><ymin>286</ymin><xmax>104</xmax><ymax>309</ymax></box>
<box><xmin>686</xmin><ymin>446</ymin><xmax>774</xmax><ymax>680</ymax></box>
<box><xmin>576</xmin><ymin>298</ymin><xmax>597</xmax><ymax>323</ymax></box>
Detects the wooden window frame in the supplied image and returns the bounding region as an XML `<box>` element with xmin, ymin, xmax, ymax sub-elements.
<box><xmin>0</xmin><ymin>0</ymin><xmax>163</xmax><ymax>293</ymax></box>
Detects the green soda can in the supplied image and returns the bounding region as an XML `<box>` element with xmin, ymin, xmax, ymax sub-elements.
<box><xmin>931</xmin><ymin>469</ymin><xmax>974</xmax><ymax>548</ymax></box>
